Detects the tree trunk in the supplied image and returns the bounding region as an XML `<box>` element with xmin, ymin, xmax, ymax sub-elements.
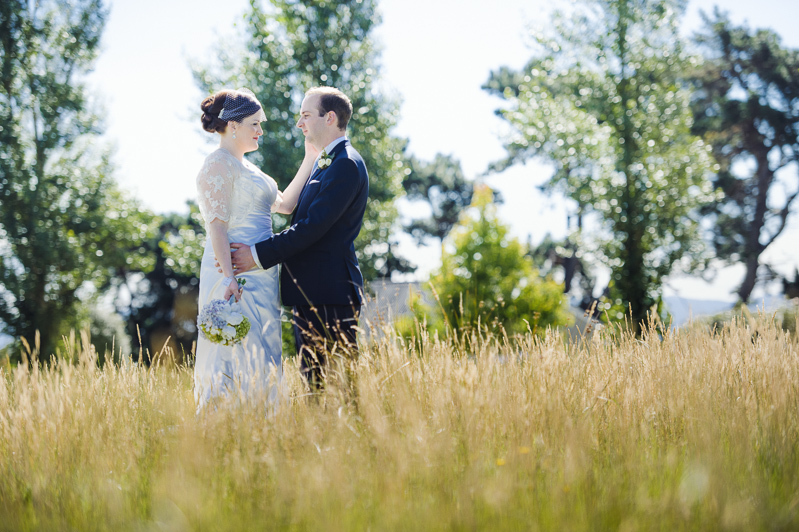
<box><xmin>563</xmin><ymin>246</ymin><xmax>577</xmax><ymax>294</ymax></box>
<box><xmin>738</xmin><ymin>255</ymin><xmax>759</xmax><ymax>304</ymax></box>
<box><xmin>615</xmin><ymin>0</ymin><xmax>648</xmax><ymax>332</ymax></box>
<box><xmin>738</xmin><ymin>144</ymin><xmax>772</xmax><ymax>304</ymax></box>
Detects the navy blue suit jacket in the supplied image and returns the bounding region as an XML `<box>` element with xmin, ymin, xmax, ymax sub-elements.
<box><xmin>254</xmin><ymin>139</ymin><xmax>368</xmax><ymax>306</ymax></box>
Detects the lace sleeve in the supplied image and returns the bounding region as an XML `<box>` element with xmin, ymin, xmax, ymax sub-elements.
<box><xmin>196</xmin><ymin>154</ymin><xmax>238</xmax><ymax>225</ymax></box>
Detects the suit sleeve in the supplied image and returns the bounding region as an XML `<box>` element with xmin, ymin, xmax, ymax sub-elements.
<box><xmin>254</xmin><ymin>158</ymin><xmax>363</xmax><ymax>270</ymax></box>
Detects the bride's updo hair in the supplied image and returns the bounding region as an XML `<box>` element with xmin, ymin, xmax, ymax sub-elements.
<box><xmin>200</xmin><ymin>90</ymin><xmax>233</xmax><ymax>133</ymax></box>
<box><xmin>201</xmin><ymin>89</ymin><xmax>266</xmax><ymax>133</ymax></box>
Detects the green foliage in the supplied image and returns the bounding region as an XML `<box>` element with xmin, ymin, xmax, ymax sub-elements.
<box><xmin>114</xmin><ymin>203</ymin><xmax>203</xmax><ymax>363</ymax></box>
<box><xmin>691</xmin><ymin>10</ymin><xmax>799</xmax><ymax>303</ymax></box>
<box><xmin>485</xmin><ymin>0</ymin><xmax>717</xmax><ymax>330</ymax></box>
<box><xmin>281</xmin><ymin>313</ymin><xmax>296</xmax><ymax>358</ymax></box>
<box><xmin>529</xmin><ymin>232</ymin><xmax>599</xmax><ymax>311</ymax></box>
<box><xmin>403</xmin><ymin>154</ymin><xmax>473</xmax><ymax>245</ymax></box>
<box><xmin>68</xmin><ymin>302</ymin><xmax>133</xmax><ymax>366</ymax></box>
<box><xmin>781</xmin><ymin>305</ymin><xmax>798</xmax><ymax>336</ymax></box>
<box><xmin>0</xmin><ymin>0</ymin><xmax>158</xmax><ymax>357</ymax></box>
<box><xmin>157</xmin><ymin>203</ymin><xmax>205</xmax><ymax>279</ymax></box>
<box><xmin>192</xmin><ymin>0</ymin><xmax>409</xmax><ymax>280</ymax></box>
<box><xmin>432</xmin><ymin>185</ymin><xmax>571</xmax><ymax>335</ymax></box>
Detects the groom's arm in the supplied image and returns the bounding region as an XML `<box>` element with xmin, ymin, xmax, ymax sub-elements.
<box><xmin>253</xmin><ymin>159</ymin><xmax>364</xmax><ymax>270</ymax></box>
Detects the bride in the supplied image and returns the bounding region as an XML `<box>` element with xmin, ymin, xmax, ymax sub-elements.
<box><xmin>194</xmin><ymin>88</ymin><xmax>316</xmax><ymax>409</ymax></box>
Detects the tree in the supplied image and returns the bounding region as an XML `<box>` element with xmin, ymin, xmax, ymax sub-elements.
<box><xmin>0</xmin><ymin>0</ymin><xmax>156</xmax><ymax>357</ymax></box>
<box><xmin>192</xmin><ymin>0</ymin><xmax>410</xmax><ymax>280</ymax></box>
<box><xmin>402</xmin><ymin>154</ymin><xmax>473</xmax><ymax>245</ymax></box>
<box><xmin>691</xmin><ymin>11</ymin><xmax>799</xmax><ymax>304</ymax></box>
<box><xmin>112</xmin><ymin>203</ymin><xmax>204</xmax><ymax>363</ymax></box>
<box><xmin>528</xmin><ymin>232</ymin><xmax>601</xmax><ymax>312</ymax></box>
<box><xmin>431</xmin><ymin>185</ymin><xmax>571</xmax><ymax>336</ymax></box>
<box><xmin>485</xmin><ymin>0</ymin><xmax>716</xmax><ymax>330</ymax></box>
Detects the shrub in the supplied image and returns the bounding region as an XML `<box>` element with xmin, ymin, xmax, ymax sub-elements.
<box><xmin>431</xmin><ymin>185</ymin><xmax>572</xmax><ymax>335</ymax></box>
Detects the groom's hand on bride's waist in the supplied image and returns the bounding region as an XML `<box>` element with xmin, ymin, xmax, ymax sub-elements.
<box><xmin>229</xmin><ymin>243</ymin><xmax>258</xmax><ymax>273</ymax></box>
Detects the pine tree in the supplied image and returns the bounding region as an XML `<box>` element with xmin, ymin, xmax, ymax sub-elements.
<box><xmin>691</xmin><ymin>10</ymin><xmax>799</xmax><ymax>304</ymax></box>
<box><xmin>432</xmin><ymin>185</ymin><xmax>571</xmax><ymax>336</ymax></box>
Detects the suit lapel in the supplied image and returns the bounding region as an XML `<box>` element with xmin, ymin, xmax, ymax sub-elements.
<box><xmin>310</xmin><ymin>140</ymin><xmax>348</xmax><ymax>180</ymax></box>
<box><xmin>296</xmin><ymin>140</ymin><xmax>349</xmax><ymax>211</ymax></box>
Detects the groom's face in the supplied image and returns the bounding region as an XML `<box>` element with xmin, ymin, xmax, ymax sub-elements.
<box><xmin>297</xmin><ymin>94</ymin><xmax>326</xmax><ymax>148</ymax></box>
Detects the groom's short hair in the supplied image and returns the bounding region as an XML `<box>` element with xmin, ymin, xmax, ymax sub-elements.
<box><xmin>307</xmin><ymin>87</ymin><xmax>352</xmax><ymax>130</ymax></box>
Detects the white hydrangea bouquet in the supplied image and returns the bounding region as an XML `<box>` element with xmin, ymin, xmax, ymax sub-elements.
<box><xmin>197</xmin><ymin>281</ymin><xmax>250</xmax><ymax>346</ymax></box>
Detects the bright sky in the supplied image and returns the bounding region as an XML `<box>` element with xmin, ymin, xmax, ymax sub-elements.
<box><xmin>89</xmin><ymin>0</ymin><xmax>799</xmax><ymax>304</ymax></box>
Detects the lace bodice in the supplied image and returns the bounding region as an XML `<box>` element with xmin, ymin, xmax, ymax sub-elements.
<box><xmin>196</xmin><ymin>149</ymin><xmax>282</xmax><ymax>235</ymax></box>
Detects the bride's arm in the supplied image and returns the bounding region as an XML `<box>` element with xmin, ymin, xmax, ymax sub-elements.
<box><xmin>197</xmin><ymin>155</ymin><xmax>242</xmax><ymax>301</ymax></box>
<box><xmin>274</xmin><ymin>139</ymin><xmax>319</xmax><ymax>215</ymax></box>
<box><xmin>208</xmin><ymin>219</ymin><xmax>242</xmax><ymax>301</ymax></box>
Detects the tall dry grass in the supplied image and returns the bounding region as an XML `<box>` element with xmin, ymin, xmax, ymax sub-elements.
<box><xmin>1</xmin><ymin>313</ymin><xmax>798</xmax><ymax>531</ymax></box>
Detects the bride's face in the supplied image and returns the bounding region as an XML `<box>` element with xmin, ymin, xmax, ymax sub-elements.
<box><xmin>232</xmin><ymin>112</ymin><xmax>264</xmax><ymax>153</ymax></box>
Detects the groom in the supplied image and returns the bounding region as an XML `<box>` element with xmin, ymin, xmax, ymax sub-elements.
<box><xmin>231</xmin><ymin>86</ymin><xmax>368</xmax><ymax>389</ymax></box>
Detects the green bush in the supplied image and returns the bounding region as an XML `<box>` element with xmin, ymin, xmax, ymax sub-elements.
<box><xmin>431</xmin><ymin>185</ymin><xmax>572</xmax><ymax>336</ymax></box>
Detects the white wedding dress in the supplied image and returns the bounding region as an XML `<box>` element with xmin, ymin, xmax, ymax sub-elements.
<box><xmin>194</xmin><ymin>148</ymin><xmax>283</xmax><ymax>410</ymax></box>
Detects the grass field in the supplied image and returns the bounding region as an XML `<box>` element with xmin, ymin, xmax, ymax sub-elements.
<box><xmin>1</xmin><ymin>312</ymin><xmax>798</xmax><ymax>531</ymax></box>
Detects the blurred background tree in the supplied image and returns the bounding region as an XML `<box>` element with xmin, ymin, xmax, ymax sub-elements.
<box><xmin>431</xmin><ymin>185</ymin><xmax>571</xmax><ymax>336</ymax></box>
<box><xmin>0</xmin><ymin>0</ymin><xmax>156</xmax><ymax>359</ymax></box>
<box><xmin>485</xmin><ymin>0</ymin><xmax>717</xmax><ymax>331</ymax></box>
<box><xmin>527</xmin><ymin>232</ymin><xmax>601</xmax><ymax>312</ymax></box>
<box><xmin>402</xmin><ymin>154</ymin><xmax>473</xmax><ymax>246</ymax></box>
<box><xmin>691</xmin><ymin>10</ymin><xmax>799</xmax><ymax>304</ymax></box>
<box><xmin>108</xmin><ymin>203</ymin><xmax>205</xmax><ymax>363</ymax></box>
<box><xmin>192</xmin><ymin>0</ymin><xmax>412</xmax><ymax>280</ymax></box>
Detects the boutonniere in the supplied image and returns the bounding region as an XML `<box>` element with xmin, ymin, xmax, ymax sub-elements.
<box><xmin>317</xmin><ymin>149</ymin><xmax>335</xmax><ymax>170</ymax></box>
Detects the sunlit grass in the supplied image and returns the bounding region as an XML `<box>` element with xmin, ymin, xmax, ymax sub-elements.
<box><xmin>1</xmin><ymin>311</ymin><xmax>798</xmax><ymax>530</ymax></box>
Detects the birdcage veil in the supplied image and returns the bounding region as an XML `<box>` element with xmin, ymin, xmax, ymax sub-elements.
<box><xmin>218</xmin><ymin>88</ymin><xmax>267</xmax><ymax>123</ymax></box>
